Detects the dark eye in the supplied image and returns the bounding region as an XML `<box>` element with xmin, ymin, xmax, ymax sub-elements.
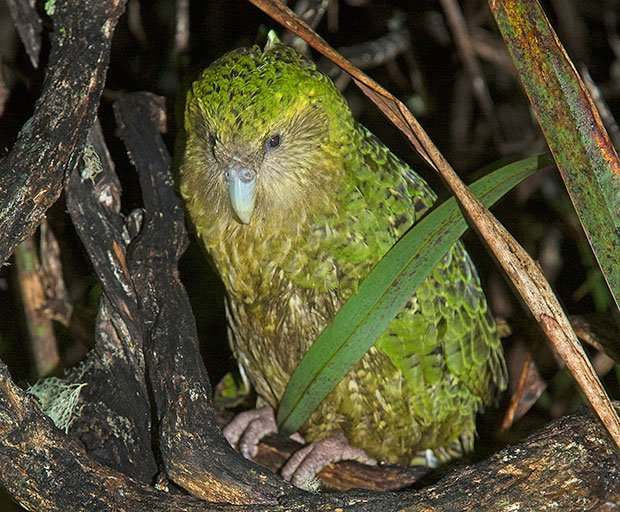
<box><xmin>207</xmin><ymin>133</ymin><xmax>217</xmax><ymax>157</ymax></box>
<box><xmin>266</xmin><ymin>133</ymin><xmax>282</xmax><ymax>151</ymax></box>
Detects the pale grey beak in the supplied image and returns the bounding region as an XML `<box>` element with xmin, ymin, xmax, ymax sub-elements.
<box><xmin>225</xmin><ymin>165</ymin><xmax>257</xmax><ymax>224</ymax></box>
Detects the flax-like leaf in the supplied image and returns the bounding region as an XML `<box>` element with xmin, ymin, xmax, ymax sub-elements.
<box><xmin>489</xmin><ymin>0</ymin><xmax>620</xmax><ymax>309</ymax></box>
<box><xmin>278</xmin><ymin>155</ymin><xmax>548</xmax><ymax>434</ymax></box>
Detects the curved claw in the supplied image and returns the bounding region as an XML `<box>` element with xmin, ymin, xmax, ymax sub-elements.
<box><xmin>281</xmin><ymin>432</ymin><xmax>377</xmax><ymax>489</ymax></box>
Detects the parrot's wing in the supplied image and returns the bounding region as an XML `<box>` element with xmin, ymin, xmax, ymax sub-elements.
<box><xmin>372</xmin><ymin>245</ymin><xmax>507</xmax><ymax>405</ymax></box>
<box><xmin>354</xmin><ymin>125</ymin><xmax>507</xmax><ymax>406</ymax></box>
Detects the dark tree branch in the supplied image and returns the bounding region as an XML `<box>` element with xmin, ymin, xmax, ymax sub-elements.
<box><xmin>65</xmin><ymin>121</ymin><xmax>157</xmax><ymax>483</ymax></box>
<box><xmin>318</xmin><ymin>29</ymin><xmax>412</xmax><ymax>78</ymax></box>
<box><xmin>112</xmin><ymin>92</ymin><xmax>287</xmax><ymax>504</ymax></box>
<box><xmin>0</xmin><ymin>360</ymin><xmax>218</xmax><ymax>512</ymax></box>
<box><xmin>65</xmin><ymin>97</ymin><xmax>285</xmax><ymax>504</ymax></box>
<box><xmin>0</xmin><ymin>0</ymin><xmax>126</xmax><ymax>266</ymax></box>
<box><xmin>1</xmin><ymin>350</ymin><xmax>618</xmax><ymax>511</ymax></box>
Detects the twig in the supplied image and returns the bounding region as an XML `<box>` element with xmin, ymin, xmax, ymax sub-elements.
<box><xmin>501</xmin><ymin>351</ymin><xmax>546</xmax><ymax>430</ymax></box>
<box><xmin>13</xmin><ymin>234</ymin><xmax>60</xmax><ymax>377</ymax></box>
<box><xmin>570</xmin><ymin>312</ymin><xmax>620</xmax><ymax>364</ymax></box>
<box><xmin>318</xmin><ymin>29</ymin><xmax>411</xmax><ymax>78</ymax></box>
<box><xmin>39</xmin><ymin>221</ymin><xmax>73</xmax><ymax>326</ymax></box>
<box><xmin>581</xmin><ymin>66</ymin><xmax>620</xmax><ymax>151</ymax></box>
<box><xmin>174</xmin><ymin>0</ymin><xmax>189</xmax><ymax>54</ymax></box>
<box><xmin>5</xmin><ymin>0</ymin><xmax>42</xmax><ymax>68</ymax></box>
<box><xmin>282</xmin><ymin>0</ymin><xmax>329</xmax><ymax>52</ymax></box>
<box><xmin>439</xmin><ymin>0</ymin><xmax>504</xmax><ymax>145</ymax></box>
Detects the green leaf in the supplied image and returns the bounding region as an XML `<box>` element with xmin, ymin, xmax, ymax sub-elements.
<box><xmin>488</xmin><ymin>0</ymin><xmax>620</xmax><ymax>310</ymax></box>
<box><xmin>277</xmin><ymin>154</ymin><xmax>550</xmax><ymax>434</ymax></box>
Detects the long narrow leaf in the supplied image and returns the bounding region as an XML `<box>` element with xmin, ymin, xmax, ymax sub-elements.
<box><xmin>489</xmin><ymin>0</ymin><xmax>620</xmax><ymax>310</ymax></box>
<box><xmin>278</xmin><ymin>155</ymin><xmax>549</xmax><ymax>434</ymax></box>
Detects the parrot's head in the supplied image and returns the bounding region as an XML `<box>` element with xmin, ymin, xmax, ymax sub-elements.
<box><xmin>179</xmin><ymin>38</ymin><xmax>354</xmax><ymax>230</ymax></box>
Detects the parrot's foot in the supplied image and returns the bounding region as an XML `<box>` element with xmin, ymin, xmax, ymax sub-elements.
<box><xmin>223</xmin><ymin>406</ymin><xmax>304</xmax><ymax>459</ymax></box>
<box><xmin>223</xmin><ymin>406</ymin><xmax>277</xmax><ymax>458</ymax></box>
<box><xmin>281</xmin><ymin>431</ymin><xmax>377</xmax><ymax>489</ymax></box>
<box><xmin>224</xmin><ymin>409</ymin><xmax>376</xmax><ymax>490</ymax></box>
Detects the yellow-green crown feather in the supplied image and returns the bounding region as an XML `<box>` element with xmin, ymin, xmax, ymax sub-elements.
<box><xmin>186</xmin><ymin>42</ymin><xmax>350</xmax><ymax>144</ymax></box>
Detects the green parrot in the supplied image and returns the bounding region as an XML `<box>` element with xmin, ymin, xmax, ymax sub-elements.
<box><xmin>178</xmin><ymin>37</ymin><xmax>507</xmax><ymax>480</ymax></box>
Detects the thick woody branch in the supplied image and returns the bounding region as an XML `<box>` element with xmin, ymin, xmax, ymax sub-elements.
<box><xmin>0</xmin><ymin>0</ymin><xmax>126</xmax><ymax>266</ymax></box>
<box><xmin>1</xmin><ymin>354</ymin><xmax>618</xmax><ymax>511</ymax></box>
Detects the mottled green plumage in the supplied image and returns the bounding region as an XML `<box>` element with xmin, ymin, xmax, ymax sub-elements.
<box><xmin>179</xmin><ymin>41</ymin><xmax>506</xmax><ymax>464</ymax></box>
